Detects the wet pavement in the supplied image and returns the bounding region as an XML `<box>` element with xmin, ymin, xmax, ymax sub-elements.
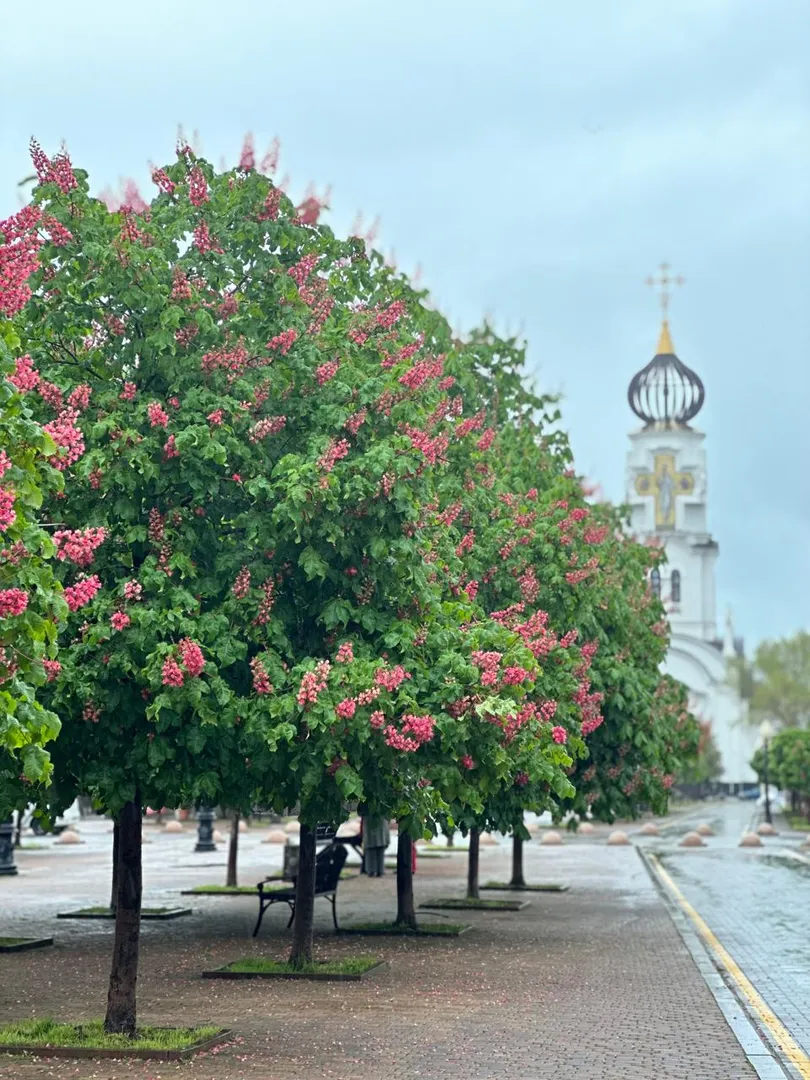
<box><xmin>0</xmin><ymin>811</ymin><xmax>765</xmax><ymax>1079</ymax></box>
<box><xmin>651</xmin><ymin>798</ymin><xmax>810</xmax><ymax>1068</ymax></box>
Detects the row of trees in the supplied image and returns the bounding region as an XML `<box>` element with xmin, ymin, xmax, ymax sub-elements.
<box><xmin>752</xmin><ymin>729</ymin><xmax>810</xmax><ymax>819</ymax></box>
<box><xmin>0</xmin><ymin>136</ymin><xmax>698</xmax><ymax>1037</ymax></box>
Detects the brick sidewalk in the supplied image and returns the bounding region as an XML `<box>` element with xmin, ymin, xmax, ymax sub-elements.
<box><xmin>0</xmin><ymin>834</ymin><xmax>756</xmax><ymax>1079</ymax></box>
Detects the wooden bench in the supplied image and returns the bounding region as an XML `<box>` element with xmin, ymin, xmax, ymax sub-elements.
<box><xmin>252</xmin><ymin>841</ymin><xmax>348</xmax><ymax>937</ymax></box>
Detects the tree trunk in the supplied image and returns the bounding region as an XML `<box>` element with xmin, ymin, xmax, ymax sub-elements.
<box><xmin>394</xmin><ymin>829</ymin><xmax>417</xmax><ymax>929</ymax></box>
<box><xmin>110</xmin><ymin>822</ymin><xmax>120</xmax><ymax>913</ymax></box>
<box><xmin>226</xmin><ymin>812</ymin><xmax>239</xmax><ymax>887</ymax></box>
<box><xmin>13</xmin><ymin>807</ymin><xmax>24</xmax><ymax>848</ymax></box>
<box><xmin>467</xmin><ymin>827</ymin><xmax>480</xmax><ymax>900</ymax></box>
<box><xmin>446</xmin><ymin>828</ymin><xmax>454</xmax><ymax>848</ymax></box>
<box><xmin>510</xmin><ymin>834</ymin><xmax>525</xmax><ymax>888</ymax></box>
<box><xmin>288</xmin><ymin>824</ymin><xmax>316</xmax><ymax>968</ymax></box>
<box><xmin>104</xmin><ymin>797</ymin><xmax>142</xmax><ymax>1036</ymax></box>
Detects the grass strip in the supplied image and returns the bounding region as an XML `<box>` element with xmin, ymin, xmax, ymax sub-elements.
<box><xmin>481</xmin><ymin>881</ymin><xmax>568</xmax><ymax>892</ymax></box>
<box><xmin>220</xmin><ymin>955</ymin><xmax>378</xmax><ymax>975</ymax></box>
<box><xmin>0</xmin><ymin>1019</ymin><xmax>219</xmax><ymax>1052</ymax></box>
<box><xmin>340</xmin><ymin>921</ymin><xmax>470</xmax><ymax>936</ymax></box>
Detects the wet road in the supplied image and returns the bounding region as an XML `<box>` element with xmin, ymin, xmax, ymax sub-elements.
<box><xmin>654</xmin><ymin>799</ymin><xmax>810</xmax><ymax>1063</ymax></box>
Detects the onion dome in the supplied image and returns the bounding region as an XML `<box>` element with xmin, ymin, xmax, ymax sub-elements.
<box><xmin>628</xmin><ymin>320</ymin><xmax>705</xmax><ymax>427</ymax></box>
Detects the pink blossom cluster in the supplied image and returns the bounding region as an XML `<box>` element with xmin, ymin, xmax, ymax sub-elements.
<box><xmin>0</xmin><ymin>488</ymin><xmax>15</xmax><ymax>531</ymax></box>
<box><xmin>250</xmin><ymin>416</ymin><xmax>286</xmax><ymax>441</ymax></box>
<box><xmin>151</xmin><ymin>166</ymin><xmax>176</xmax><ymax>194</ymax></box>
<box><xmin>120</xmin><ymin>382</ymin><xmax>137</xmax><ymax>401</ymax></box>
<box><xmin>124</xmin><ymin>580</ymin><xmax>143</xmax><ymax>601</ymax></box>
<box><xmin>82</xmin><ymin>701</ymin><xmax>101</xmax><ymax>723</ymax></box>
<box><xmin>384</xmin><ymin>713</ymin><xmax>435</xmax><ymax>752</ymax></box>
<box><xmin>39</xmin><ymin>380</ymin><xmax>64</xmax><ymax>408</ymax></box>
<box><xmin>43</xmin><ymin>408</ymin><xmax>85</xmax><ymax>470</ymax></box>
<box><xmin>64</xmin><ymin>574</ymin><xmax>102</xmax><ymax>612</ymax></box>
<box><xmin>179</xmin><ymin>638</ymin><xmax>205</xmax><ymax>676</ymax></box>
<box><xmin>336</xmin><ymin>697</ymin><xmax>356</xmax><ymax>719</ymax></box>
<box><xmin>42</xmin><ymin>214</ymin><xmax>73</xmax><ymax>247</ymax></box>
<box><xmin>233</xmin><ymin>566</ymin><xmax>251</xmax><ymax>599</ymax></box>
<box><xmin>551</xmin><ymin>726</ymin><xmax>567</xmax><ymax>744</ymax></box>
<box><xmin>193</xmin><ymin>219</ymin><xmax>223</xmax><ymax>254</ymax></box>
<box><xmin>336</xmin><ymin>642</ymin><xmax>354</xmax><ymax>664</ymax></box>
<box><xmin>188</xmin><ymin>165</ymin><xmax>209</xmax><ymax>206</ymax></box>
<box><xmin>376</xmin><ymin>300</ymin><xmax>406</xmax><ymax>329</ymax></box>
<box><xmin>403</xmin><ymin>426</ymin><xmax>449</xmax><ymax>466</ymax></box>
<box><xmin>383</xmin><ymin>727</ymin><xmax>420</xmax><ymax>752</ymax></box>
<box><xmin>257</xmin><ymin>188</ymin><xmax>282</xmax><ymax>221</ymax></box>
<box><xmin>0</xmin><ymin>207</ymin><xmax>42</xmax><ymax>317</ymax></box>
<box><xmin>289</xmin><ymin>253</ymin><xmax>319</xmax><ymax>287</ymax></box>
<box><xmin>318</xmin><ymin>438</ymin><xmax>350</xmax><ymax>473</ymax></box>
<box><xmin>147</xmin><ymin>401</ymin><xmax>169</xmax><ymax>428</ymax></box>
<box><xmin>316</xmin><ymin>359</ymin><xmax>340</xmax><ymax>385</ymax></box>
<box><xmin>398</xmin><ymin>355</ymin><xmax>444</xmax><ymax>390</ymax></box>
<box><xmin>584</xmin><ymin>525</ymin><xmax>609</xmax><ymax>545</ymax></box>
<box><xmin>502</xmin><ymin>665</ymin><xmax>531</xmax><ymax>686</ymax></box>
<box><xmin>250</xmin><ymin>656</ymin><xmax>273</xmax><ymax>694</ymax></box>
<box><xmin>374</xmin><ymin>664</ymin><xmax>411</xmax><ymax>691</ymax></box>
<box><xmin>539</xmin><ymin>700</ymin><xmax>558</xmax><ymax>721</ymax></box>
<box><xmin>477</xmin><ymin>428</ymin><xmax>496</xmax><ymax>452</ymax></box>
<box><xmin>67</xmin><ymin>384</ymin><xmax>92</xmax><ymax>411</ymax></box>
<box><xmin>207</xmin><ymin>409</ymin><xmax>224</xmax><ymax>426</ymax></box>
<box><xmin>464</xmin><ymin>579</ymin><xmax>479</xmax><ymax>600</ymax></box>
<box><xmin>459</xmin><ymin>754</ymin><xmax>475</xmax><ymax>770</ymax></box>
<box><xmin>111</xmin><ymin>611</ymin><xmax>131</xmax><ymax>631</ymax></box>
<box><xmin>266</xmin><ymin>328</ymin><xmax>298</xmax><ymax>354</ymax></box>
<box><xmin>297</xmin><ymin>660</ymin><xmax>331</xmax><ymax>707</ymax></box>
<box><xmin>514</xmin><ymin>771</ymin><xmax>529</xmax><ymax>787</ymax></box>
<box><xmin>30</xmin><ymin>139</ymin><xmax>78</xmax><ymax>192</ymax></box>
<box><xmin>8</xmin><ymin>355</ymin><xmax>40</xmax><ymax>392</ymax></box>
<box><xmin>42</xmin><ymin>659</ymin><xmax>61</xmax><ymax>682</ymax></box>
<box><xmin>54</xmin><ymin>527</ymin><xmax>107</xmax><ymax>568</ymax></box>
<box><xmin>161</xmin><ymin>657</ymin><xmax>185</xmax><ymax>687</ymax></box>
<box><xmin>455</xmin><ymin>530</ymin><xmax>475</xmax><ymax>557</ymax></box>
<box><xmin>0</xmin><ymin>587</ymin><xmax>29</xmax><ymax>618</ymax></box>
<box><xmin>357</xmin><ymin>686</ymin><xmax>380</xmax><ymax>705</ymax></box>
<box><xmin>344</xmin><ymin>408</ymin><xmax>367</xmax><ymax>435</ymax></box>
<box><xmin>254</xmin><ymin>578</ymin><xmax>276</xmax><ymax>625</ymax></box>
<box><xmin>518</xmin><ymin>567</ymin><xmax>539</xmax><ymax>604</ymax></box>
<box><xmin>471</xmin><ymin>650</ymin><xmax>502</xmax><ymax>687</ymax></box>
<box><xmin>369</xmin><ymin>710</ymin><xmax>385</xmax><ymax>729</ymax></box>
<box><xmin>163</xmin><ymin>435</ymin><xmax>179</xmax><ymax>459</ymax></box>
<box><xmin>455</xmin><ymin>410</ymin><xmax>486</xmax><ymax>439</ymax></box>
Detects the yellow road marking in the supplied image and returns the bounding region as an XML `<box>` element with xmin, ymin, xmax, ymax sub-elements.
<box><xmin>649</xmin><ymin>853</ymin><xmax>810</xmax><ymax>1078</ymax></box>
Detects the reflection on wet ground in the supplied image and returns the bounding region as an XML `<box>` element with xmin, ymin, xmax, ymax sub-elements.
<box><xmin>656</xmin><ymin>798</ymin><xmax>810</xmax><ymax>1057</ymax></box>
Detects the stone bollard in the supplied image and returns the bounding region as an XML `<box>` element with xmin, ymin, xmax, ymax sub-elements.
<box><xmin>680</xmin><ymin>831</ymin><xmax>705</xmax><ymax>848</ymax></box>
<box><xmin>756</xmin><ymin>822</ymin><xmax>777</xmax><ymax>837</ymax></box>
<box><xmin>739</xmin><ymin>832</ymin><xmax>762</xmax><ymax>848</ymax></box>
<box><xmin>607</xmin><ymin>830</ymin><xmax>630</xmax><ymax>846</ymax></box>
<box><xmin>284</xmin><ymin>820</ymin><xmax>301</xmax><ymax>835</ymax></box>
<box><xmin>164</xmin><ymin>820</ymin><xmax>184</xmax><ymax>833</ymax></box>
<box><xmin>800</xmin><ymin>837</ymin><xmax>810</xmax><ymax>851</ymax></box>
<box><xmin>696</xmin><ymin>823</ymin><xmax>714</xmax><ymax>837</ymax></box>
<box><xmin>238</xmin><ymin>819</ymin><xmax>249</xmax><ymax>833</ymax></box>
<box><xmin>639</xmin><ymin>822</ymin><xmax>660</xmax><ymax>836</ymax></box>
<box><xmin>56</xmin><ymin>829</ymin><xmax>83</xmax><ymax>845</ymax></box>
<box><xmin>213</xmin><ymin>830</ymin><xmax>226</xmax><ymax>844</ymax></box>
<box><xmin>478</xmin><ymin>832</ymin><xmax>498</xmax><ymax>846</ymax></box>
<box><xmin>578</xmin><ymin>822</ymin><xmax>596</xmax><ymax>835</ymax></box>
<box><xmin>541</xmin><ymin>830</ymin><xmax>563</xmax><ymax>846</ymax></box>
<box><xmin>263</xmin><ymin>829</ymin><xmax>287</xmax><ymax>844</ymax></box>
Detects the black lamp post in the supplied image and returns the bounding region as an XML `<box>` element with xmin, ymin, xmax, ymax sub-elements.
<box><xmin>759</xmin><ymin>720</ymin><xmax>775</xmax><ymax>826</ymax></box>
<box><xmin>0</xmin><ymin>816</ymin><xmax>18</xmax><ymax>876</ymax></box>
<box><xmin>194</xmin><ymin>806</ymin><xmax>217</xmax><ymax>852</ymax></box>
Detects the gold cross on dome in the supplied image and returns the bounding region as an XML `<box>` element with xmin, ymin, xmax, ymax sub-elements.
<box><xmin>645</xmin><ymin>262</ymin><xmax>685</xmax><ymax>319</ymax></box>
<box><xmin>635</xmin><ymin>452</ymin><xmax>694</xmax><ymax>529</ymax></box>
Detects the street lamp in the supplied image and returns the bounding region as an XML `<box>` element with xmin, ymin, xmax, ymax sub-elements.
<box><xmin>759</xmin><ymin>720</ymin><xmax>775</xmax><ymax>825</ymax></box>
<box><xmin>0</xmin><ymin>816</ymin><xmax>18</xmax><ymax>876</ymax></box>
<box><xmin>194</xmin><ymin>806</ymin><xmax>217</xmax><ymax>853</ymax></box>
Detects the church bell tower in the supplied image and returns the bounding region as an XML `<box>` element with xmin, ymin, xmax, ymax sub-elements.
<box><xmin>625</xmin><ymin>264</ymin><xmax>719</xmax><ymax>643</ymax></box>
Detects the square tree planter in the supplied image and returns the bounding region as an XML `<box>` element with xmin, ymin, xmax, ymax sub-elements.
<box><xmin>202</xmin><ymin>958</ymin><xmax>386</xmax><ymax>982</ymax></box>
<box><xmin>419</xmin><ymin>898</ymin><xmax>530</xmax><ymax>912</ymax></box>
<box><xmin>0</xmin><ymin>1025</ymin><xmax>232</xmax><ymax>1062</ymax></box>
<box><xmin>57</xmin><ymin>907</ymin><xmax>192</xmax><ymax>920</ymax></box>
<box><xmin>0</xmin><ymin>937</ymin><xmax>54</xmax><ymax>953</ymax></box>
<box><xmin>480</xmin><ymin>882</ymin><xmax>569</xmax><ymax>893</ymax></box>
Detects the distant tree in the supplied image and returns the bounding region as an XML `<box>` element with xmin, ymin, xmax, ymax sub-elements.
<box><xmin>733</xmin><ymin>631</ymin><xmax>810</xmax><ymax>730</ymax></box>
<box><xmin>679</xmin><ymin>721</ymin><xmax>722</xmax><ymax>788</ymax></box>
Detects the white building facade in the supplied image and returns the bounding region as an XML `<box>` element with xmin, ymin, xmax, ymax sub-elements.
<box><xmin>625</xmin><ymin>314</ymin><xmax>758</xmax><ymax>788</ymax></box>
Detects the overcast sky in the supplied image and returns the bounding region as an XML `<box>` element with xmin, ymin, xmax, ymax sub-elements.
<box><xmin>2</xmin><ymin>0</ymin><xmax>808</xmax><ymax>649</ymax></box>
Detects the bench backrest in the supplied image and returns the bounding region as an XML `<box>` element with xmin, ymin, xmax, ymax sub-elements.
<box><xmin>314</xmin><ymin>842</ymin><xmax>347</xmax><ymax>892</ymax></box>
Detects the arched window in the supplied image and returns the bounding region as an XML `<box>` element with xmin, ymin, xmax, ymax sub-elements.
<box><xmin>650</xmin><ymin>568</ymin><xmax>661</xmax><ymax>598</ymax></box>
<box><xmin>671</xmin><ymin>570</ymin><xmax>681</xmax><ymax>603</ymax></box>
